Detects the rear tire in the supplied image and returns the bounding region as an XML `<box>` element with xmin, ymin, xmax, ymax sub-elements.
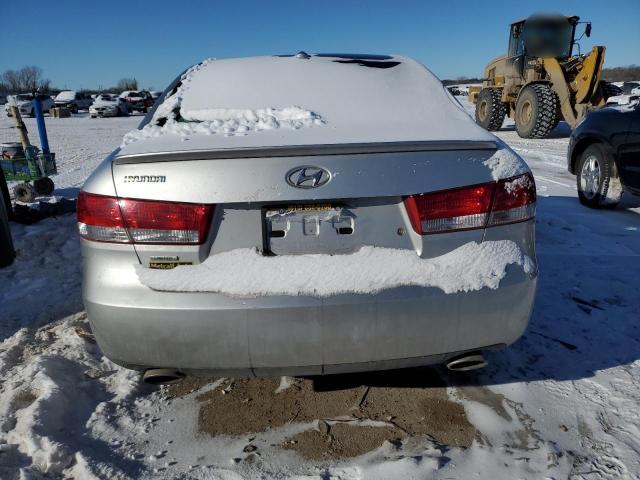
<box><xmin>34</xmin><ymin>177</ymin><xmax>55</xmax><ymax>196</ymax></box>
<box><xmin>475</xmin><ymin>88</ymin><xmax>506</xmax><ymax>131</ymax></box>
<box><xmin>0</xmin><ymin>183</ymin><xmax>15</xmax><ymax>267</ymax></box>
<box><xmin>576</xmin><ymin>144</ymin><xmax>623</xmax><ymax>208</ymax></box>
<box><xmin>515</xmin><ymin>84</ymin><xmax>558</xmax><ymax>139</ymax></box>
<box><xmin>13</xmin><ymin>183</ymin><xmax>35</xmax><ymax>203</ymax></box>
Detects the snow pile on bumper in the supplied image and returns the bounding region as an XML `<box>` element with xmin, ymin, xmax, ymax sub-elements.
<box><xmin>136</xmin><ymin>240</ymin><xmax>534</xmax><ymax>297</ymax></box>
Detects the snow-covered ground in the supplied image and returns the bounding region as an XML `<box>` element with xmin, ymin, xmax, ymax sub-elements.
<box><xmin>1</xmin><ymin>104</ymin><xmax>640</xmax><ymax>479</ymax></box>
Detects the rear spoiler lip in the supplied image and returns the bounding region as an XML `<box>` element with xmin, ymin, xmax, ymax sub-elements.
<box><xmin>113</xmin><ymin>140</ymin><xmax>499</xmax><ymax>164</ymax></box>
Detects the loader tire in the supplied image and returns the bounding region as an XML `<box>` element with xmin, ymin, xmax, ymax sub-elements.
<box><xmin>475</xmin><ymin>88</ymin><xmax>506</xmax><ymax>131</ymax></box>
<box><xmin>552</xmin><ymin>105</ymin><xmax>563</xmax><ymax>130</ymax></box>
<box><xmin>515</xmin><ymin>84</ymin><xmax>557</xmax><ymax>139</ymax></box>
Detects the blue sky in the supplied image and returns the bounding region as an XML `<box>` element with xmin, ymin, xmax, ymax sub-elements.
<box><xmin>1</xmin><ymin>0</ymin><xmax>638</xmax><ymax>91</ymax></box>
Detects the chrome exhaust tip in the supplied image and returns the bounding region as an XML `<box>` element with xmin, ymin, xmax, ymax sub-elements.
<box><xmin>445</xmin><ymin>352</ymin><xmax>487</xmax><ymax>371</ymax></box>
<box><xmin>142</xmin><ymin>368</ymin><xmax>185</xmax><ymax>385</ymax></box>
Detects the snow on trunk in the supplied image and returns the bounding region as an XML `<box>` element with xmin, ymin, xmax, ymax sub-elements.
<box><xmin>136</xmin><ymin>241</ymin><xmax>534</xmax><ymax>297</ymax></box>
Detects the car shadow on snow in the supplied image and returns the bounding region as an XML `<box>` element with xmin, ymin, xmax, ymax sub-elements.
<box><xmin>312</xmin><ymin>195</ymin><xmax>640</xmax><ymax>391</ymax></box>
<box><xmin>499</xmin><ymin>121</ymin><xmax>572</xmax><ymax>139</ymax></box>
<box><xmin>452</xmin><ymin>194</ymin><xmax>640</xmax><ymax>387</ymax></box>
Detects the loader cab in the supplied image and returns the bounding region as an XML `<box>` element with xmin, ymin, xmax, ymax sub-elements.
<box><xmin>507</xmin><ymin>15</ymin><xmax>579</xmax><ymax>80</ymax></box>
<box><xmin>521</xmin><ymin>15</ymin><xmax>579</xmax><ymax>59</ymax></box>
<box><xmin>508</xmin><ymin>16</ymin><xmax>581</xmax><ymax>59</ymax></box>
<box><xmin>506</xmin><ymin>20</ymin><xmax>527</xmax><ymax>79</ymax></box>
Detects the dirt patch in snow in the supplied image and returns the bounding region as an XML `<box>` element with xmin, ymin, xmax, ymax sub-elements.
<box><xmin>282</xmin><ymin>422</ymin><xmax>401</xmax><ymax>460</ymax></box>
<box><xmin>359</xmin><ymin>383</ymin><xmax>474</xmax><ymax>447</ymax></box>
<box><xmin>164</xmin><ymin>376</ymin><xmax>213</xmax><ymax>400</ymax></box>
<box><xmin>169</xmin><ymin>368</ymin><xmax>476</xmax><ymax>459</ymax></box>
<box><xmin>195</xmin><ymin>377</ymin><xmax>364</xmax><ymax>437</ymax></box>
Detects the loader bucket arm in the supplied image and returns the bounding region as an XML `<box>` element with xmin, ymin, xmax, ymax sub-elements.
<box><xmin>543</xmin><ymin>58</ymin><xmax>579</xmax><ymax>127</ymax></box>
<box><xmin>575</xmin><ymin>46</ymin><xmax>606</xmax><ymax>104</ymax></box>
<box><xmin>543</xmin><ymin>46</ymin><xmax>607</xmax><ymax>128</ymax></box>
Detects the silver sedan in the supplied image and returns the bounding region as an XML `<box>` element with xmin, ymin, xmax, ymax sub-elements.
<box><xmin>78</xmin><ymin>53</ymin><xmax>537</xmax><ymax>383</ymax></box>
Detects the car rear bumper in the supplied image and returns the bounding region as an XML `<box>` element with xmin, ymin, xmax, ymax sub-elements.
<box><xmin>90</xmin><ymin>110</ymin><xmax>118</xmax><ymax>117</ymax></box>
<box><xmin>83</xmin><ymin>237</ymin><xmax>538</xmax><ymax>376</ymax></box>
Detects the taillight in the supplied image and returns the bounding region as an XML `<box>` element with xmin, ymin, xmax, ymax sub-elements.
<box><xmin>77</xmin><ymin>192</ymin><xmax>214</xmax><ymax>244</ymax></box>
<box><xmin>488</xmin><ymin>173</ymin><xmax>536</xmax><ymax>227</ymax></box>
<box><xmin>404</xmin><ymin>173</ymin><xmax>535</xmax><ymax>235</ymax></box>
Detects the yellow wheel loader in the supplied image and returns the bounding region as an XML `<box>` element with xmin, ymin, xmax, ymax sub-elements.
<box><xmin>469</xmin><ymin>15</ymin><xmax>619</xmax><ymax>139</ymax></box>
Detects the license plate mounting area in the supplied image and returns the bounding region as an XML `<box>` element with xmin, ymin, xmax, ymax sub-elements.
<box><xmin>263</xmin><ymin>204</ymin><xmax>357</xmax><ymax>255</ymax></box>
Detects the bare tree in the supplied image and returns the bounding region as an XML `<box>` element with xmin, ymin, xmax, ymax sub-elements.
<box><xmin>117</xmin><ymin>77</ymin><xmax>138</xmax><ymax>91</ymax></box>
<box><xmin>19</xmin><ymin>66</ymin><xmax>45</xmax><ymax>92</ymax></box>
<box><xmin>2</xmin><ymin>69</ymin><xmax>22</xmax><ymax>92</ymax></box>
<box><xmin>1</xmin><ymin>66</ymin><xmax>50</xmax><ymax>93</ymax></box>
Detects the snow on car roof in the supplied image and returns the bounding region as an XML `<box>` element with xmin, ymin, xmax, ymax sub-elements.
<box><xmin>119</xmin><ymin>54</ymin><xmax>496</xmax><ymax>156</ymax></box>
<box><xmin>56</xmin><ymin>91</ymin><xmax>76</xmax><ymax>100</ymax></box>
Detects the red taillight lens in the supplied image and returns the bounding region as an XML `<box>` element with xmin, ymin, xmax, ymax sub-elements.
<box><xmin>404</xmin><ymin>183</ymin><xmax>495</xmax><ymax>234</ymax></box>
<box><xmin>119</xmin><ymin>198</ymin><xmax>212</xmax><ymax>244</ymax></box>
<box><xmin>404</xmin><ymin>173</ymin><xmax>536</xmax><ymax>235</ymax></box>
<box><xmin>488</xmin><ymin>173</ymin><xmax>536</xmax><ymax>226</ymax></box>
<box><xmin>77</xmin><ymin>192</ymin><xmax>130</xmax><ymax>243</ymax></box>
<box><xmin>77</xmin><ymin>192</ymin><xmax>214</xmax><ymax>244</ymax></box>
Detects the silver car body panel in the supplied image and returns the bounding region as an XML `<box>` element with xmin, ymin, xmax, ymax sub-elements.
<box><xmin>83</xmin><ymin>220</ymin><xmax>536</xmax><ymax>376</ymax></box>
<box><xmin>108</xmin><ymin>148</ymin><xmax>501</xmax><ymax>204</ymax></box>
<box><xmin>81</xmin><ymin>54</ymin><xmax>537</xmax><ymax>376</ymax></box>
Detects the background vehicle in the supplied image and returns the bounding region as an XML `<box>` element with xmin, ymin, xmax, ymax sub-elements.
<box><xmin>79</xmin><ymin>54</ymin><xmax>537</xmax><ymax>380</ymax></box>
<box><xmin>568</xmin><ymin>101</ymin><xmax>640</xmax><ymax>208</ymax></box>
<box><xmin>150</xmin><ymin>90</ymin><xmax>162</xmax><ymax>100</ymax></box>
<box><xmin>0</xmin><ymin>95</ymin><xmax>6</xmax><ymax>105</ymax></box>
<box><xmin>469</xmin><ymin>14</ymin><xmax>618</xmax><ymax>138</ymax></box>
<box><xmin>605</xmin><ymin>94</ymin><xmax>640</xmax><ymax>107</ymax></box>
<box><xmin>54</xmin><ymin>90</ymin><xmax>93</xmax><ymax>113</ymax></box>
<box><xmin>621</xmin><ymin>81</ymin><xmax>640</xmax><ymax>94</ymax></box>
<box><xmin>4</xmin><ymin>93</ymin><xmax>55</xmax><ymax>117</ymax></box>
<box><xmin>89</xmin><ymin>94</ymin><xmax>129</xmax><ymax>117</ymax></box>
<box><xmin>119</xmin><ymin>90</ymin><xmax>154</xmax><ymax>112</ymax></box>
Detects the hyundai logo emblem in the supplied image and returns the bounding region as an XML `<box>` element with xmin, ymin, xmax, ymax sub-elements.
<box><xmin>285</xmin><ymin>166</ymin><xmax>332</xmax><ymax>189</ymax></box>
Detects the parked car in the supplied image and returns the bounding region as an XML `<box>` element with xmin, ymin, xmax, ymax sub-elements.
<box><xmin>568</xmin><ymin>100</ymin><xmax>640</xmax><ymax>208</ymax></box>
<box><xmin>119</xmin><ymin>90</ymin><xmax>154</xmax><ymax>112</ymax></box>
<box><xmin>150</xmin><ymin>90</ymin><xmax>162</xmax><ymax>100</ymax></box>
<box><xmin>605</xmin><ymin>94</ymin><xmax>640</xmax><ymax>107</ymax></box>
<box><xmin>89</xmin><ymin>94</ymin><xmax>129</xmax><ymax>117</ymax></box>
<box><xmin>0</xmin><ymin>95</ymin><xmax>6</xmax><ymax>105</ymax></box>
<box><xmin>4</xmin><ymin>93</ymin><xmax>55</xmax><ymax>117</ymax></box>
<box><xmin>54</xmin><ymin>90</ymin><xmax>93</xmax><ymax>113</ymax></box>
<box><xmin>621</xmin><ymin>82</ymin><xmax>640</xmax><ymax>95</ymax></box>
<box><xmin>78</xmin><ymin>54</ymin><xmax>538</xmax><ymax>382</ymax></box>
